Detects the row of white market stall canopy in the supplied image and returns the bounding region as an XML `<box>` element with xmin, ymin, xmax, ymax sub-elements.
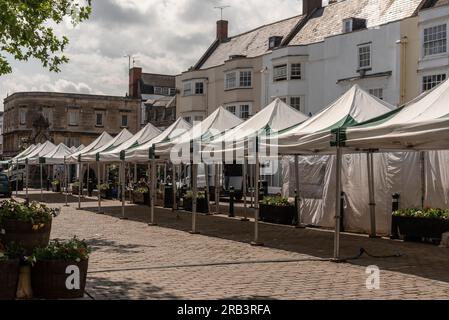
<box><xmin>7</xmin><ymin>79</ymin><xmax>449</xmax><ymax>260</ymax></box>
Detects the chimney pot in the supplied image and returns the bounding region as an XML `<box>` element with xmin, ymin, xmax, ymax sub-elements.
<box><xmin>217</xmin><ymin>20</ymin><xmax>229</xmax><ymax>42</ymax></box>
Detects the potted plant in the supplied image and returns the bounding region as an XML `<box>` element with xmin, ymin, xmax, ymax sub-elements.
<box><xmin>98</xmin><ymin>183</ymin><xmax>111</xmax><ymax>200</ymax></box>
<box><xmin>29</xmin><ymin>237</ymin><xmax>90</xmax><ymax>299</ymax></box>
<box><xmin>132</xmin><ymin>186</ymin><xmax>150</xmax><ymax>205</ymax></box>
<box><xmin>0</xmin><ymin>200</ymin><xmax>59</xmax><ymax>254</ymax></box>
<box><xmin>0</xmin><ymin>242</ymin><xmax>22</xmax><ymax>300</ymax></box>
<box><xmin>260</xmin><ymin>196</ymin><xmax>296</xmax><ymax>225</ymax></box>
<box><xmin>51</xmin><ymin>180</ymin><xmax>61</xmax><ymax>193</ymax></box>
<box><xmin>183</xmin><ymin>191</ymin><xmax>209</xmax><ymax>213</ymax></box>
<box><xmin>72</xmin><ymin>181</ymin><xmax>80</xmax><ymax>195</ymax></box>
<box><xmin>392</xmin><ymin>208</ymin><xmax>449</xmax><ymax>243</ymax></box>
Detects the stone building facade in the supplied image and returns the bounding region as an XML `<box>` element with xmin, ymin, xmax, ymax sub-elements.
<box><xmin>2</xmin><ymin>92</ymin><xmax>140</xmax><ymax>158</ymax></box>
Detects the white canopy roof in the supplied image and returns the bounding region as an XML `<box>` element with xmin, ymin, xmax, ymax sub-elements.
<box><xmin>81</xmin><ymin>129</ymin><xmax>134</xmax><ymax>162</ymax></box>
<box><xmin>124</xmin><ymin>117</ymin><xmax>192</xmax><ymax>162</ymax></box>
<box><xmin>343</xmin><ymin>79</ymin><xmax>449</xmax><ymax>151</ymax></box>
<box><xmin>267</xmin><ymin>84</ymin><xmax>394</xmax><ymax>155</ymax></box>
<box><xmin>11</xmin><ymin>144</ymin><xmax>39</xmax><ymax>163</ymax></box>
<box><xmin>19</xmin><ymin>141</ymin><xmax>56</xmax><ymax>164</ymax></box>
<box><xmin>98</xmin><ymin>122</ymin><xmax>162</xmax><ymax>162</ymax></box>
<box><xmin>37</xmin><ymin>143</ymin><xmax>73</xmax><ymax>165</ymax></box>
<box><xmin>68</xmin><ymin>132</ymin><xmax>113</xmax><ymax>163</ymax></box>
<box><xmin>155</xmin><ymin>107</ymin><xmax>243</xmax><ymax>159</ymax></box>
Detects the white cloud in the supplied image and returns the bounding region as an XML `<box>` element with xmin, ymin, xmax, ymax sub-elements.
<box><xmin>1</xmin><ymin>0</ymin><xmax>303</xmax><ymax>109</ymax></box>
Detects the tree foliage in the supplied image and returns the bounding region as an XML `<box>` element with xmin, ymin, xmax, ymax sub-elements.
<box><xmin>0</xmin><ymin>0</ymin><xmax>92</xmax><ymax>75</ymax></box>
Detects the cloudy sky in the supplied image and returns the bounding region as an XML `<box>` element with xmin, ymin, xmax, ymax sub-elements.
<box><xmin>0</xmin><ymin>0</ymin><xmax>323</xmax><ymax>109</ymax></box>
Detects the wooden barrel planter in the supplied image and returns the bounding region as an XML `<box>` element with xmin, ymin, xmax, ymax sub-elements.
<box><xmin>0</xmin><ymin>219</ymin><xmax>51</xmax><ymax>254</ymax></box>
<box><xmin>164</xmin><ymin>186</ymin><xmax>174</xmax><ymax>208</ymax></box>
<box><xmin>132</xmin><ymin>191</ymin><xmax>150</xmax><ymax>205</ymax></box>
<box><xmin>31</xmin><ymin>259</ymin><xmax>88</xmax><ymax>299</ymax></box>
<box><xmin>259</xmin><ymin>204</ymin><xmax>296</xmax><ymax>226</ymax></box>
<box><xmin>100</xmin><ymin>189</ymin><xmax>112</xmax><ymax>200</ymax></box>
<box><xmin>0</xmin><ymin>259</ymin><xmax>20</xmax><ymax>300</ymax></box>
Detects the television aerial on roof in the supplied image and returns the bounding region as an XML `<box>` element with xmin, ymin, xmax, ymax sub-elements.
<box><xmin>214</xmin><ymin>5</ymin><xmax>231</xmax><ymax>20</ymax></box>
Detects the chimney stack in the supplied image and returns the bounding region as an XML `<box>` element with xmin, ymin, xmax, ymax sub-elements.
<box><xmin>129</xmin><ymin>67</ymin><xmax>142</xmax><ymax>99</ymax></box>
<box><xmin>303</xmin><ymin>0</ymin><xmax>322</xmax><ymax>15</ymax></box>
<box><xmin>217</xmin><ymin>20</ymin><xmax>229</xmax><ymax>42</ymax></box>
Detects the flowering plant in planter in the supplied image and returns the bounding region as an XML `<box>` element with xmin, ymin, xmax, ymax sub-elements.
<box><xmin>28</xmin><ymin>237</ymin><xmax>90</xmax><ymax>299</ymax></box>
<box><xmin>393</xmin><ymin>208</ymin><xmax>449</xmax><ymax>220</ymax></box>
<box><xmin>134</xmin><ymin>186</ymin><xmax>149</xmax><ymax>194</ymax></box>
<box><xmin>0</xmin><ymin>200</ymin><xmax>59</xmax><ymax>225</ymax></box>
<box><xmin>51</xmin><ymin>180</ymin><xmax>60</xmax><ymax>186</ymax></box>
<box><xmin>184</xmin><ymin>190</ymin><xmax>206</xmax><ymax>199</ymax></box>
<box><xmin>0</xmin><ymin>241</ymin><xmax>23</xmax><ymax>261</ymax></box>
<box><xmin>28</xmin><ymin>237</ymin><xmax>90</xmax><ymax>265</ymax></box>
<box><xmin>72</xmin><ymin>181</ymin><xmax>80</xmax><ymax>188</ymax></box>
<box><xmin>0</xmin><ymin>200</ymin><xmax>59</xmax><ymax>254</ymax></box>
<box><xmin>97</xmin><ymin>183</ymin><xmax>110</xmax><ymax>191</ymax></box>
<box><xmin>261</xmin><ymin>196</ymin><xmax>293</xmax><ymax>207</ymax></box>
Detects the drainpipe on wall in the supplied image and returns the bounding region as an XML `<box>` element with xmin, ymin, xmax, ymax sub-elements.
<box><xmin>398</xmin><ymin>36</ymin><xmax>408</xmax><ymax>105</ymax></box>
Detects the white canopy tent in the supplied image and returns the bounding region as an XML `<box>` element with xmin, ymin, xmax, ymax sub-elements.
<box><xmin>18</xmin><ymin>141</ymin><xmax>56</xmax><ymax>164</ymax></box>
<box><xmin>67</xmin><ymin>132</ymin><xmax>113</xmax><ymax>163</ymax></box>
<box><xmin>99</xmin><ymin>122</ymin><xmax>163</xmax><ymax>163</ymax></box>
<box><xmin>81</xmin><ymin>129</ymin><xmax>134</xmax><ymax>163</ymax></box>
<box><xmin>264</xmin><ymin>84</ymin><xmax>395</xmax><ymax>155</ymax></box>
<box><xmin>34</xmin><ymin>143</ymin><xmax>73</xmax><ymax>165</ymax></box>
<box><xmin>125</xmin><ymin>117</ymin><xmax>192</xmax><ymax>163</ymax></box>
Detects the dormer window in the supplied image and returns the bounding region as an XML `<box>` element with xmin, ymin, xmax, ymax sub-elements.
<box><xmin>343</xmin><ymin>18</ymin><xmax>367</xmax><ymax>33</ymax></box>
<box><xmin>269</xmin><ymin>36</ymin><xmax>283</xmax><ymax>50</ymax></box>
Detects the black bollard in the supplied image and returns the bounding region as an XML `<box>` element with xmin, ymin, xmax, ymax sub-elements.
<box><xmin>229</xmin><ymin>186</ymin><xmax>235</xmax><ymax>217</ymax></box>
<box><xmin>391</xmin><ymin>193</ymin><xmax>400</xmax><ymax>239</ymax></box>
<box><xmin>46</xmin><ymin>178</ymin><xmax>50</xmax><ymax>191</ymax></box>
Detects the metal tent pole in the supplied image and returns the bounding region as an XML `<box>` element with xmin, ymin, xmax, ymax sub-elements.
<box><xmin>251</xmin><ymin>138</ymin><xmax>263</xmax><ymax>246</ymax></box>
<box><xmin>420</xmin><ymin>151</ymin><xmax>426</xmax><ymax>209</ymax></box>
<box><xmin>250</xmin><ymin>162</ymin><xmax>254</xmax><ymax>208</ymax></box>
<box><xmin>215</xmin><ymin>163</ymin><xmax>220</xmax><ymax>214</ymax></box>
<box><xmin>241</xmin><ymin>158</ymin><xmax>249</xmax><ymax>222</ymax></box>
<box><xmin>134</xmin><ymin>163</ymin><xmax>138</xmax><ymax>183</ymax></box>
<box><xmin>40</xmin><ymin>163</ymin><xmax>44</xmax><ymax>202</ymax></box>
<box><xmin>86</xmin><ymin>163</ymin><xmax>90</xmax><ymax>197</ymax></box>
<box><xmin>333</xmin><ymin>147</ymin><xmax>343</xmax><ymax>261</ymax></box>
<box><xmin>204</xmin><ymin>163</ymin><xmax>211</xmax><ymax>215</ymax></box>
<box><xmin>15</xmin><ymin>160</ymin><xmax>19</xmax><ymax>196</ymax></box>
<box><xmin>172</xmin><ymin>164</ymin><xmax>178</xmax><ymax>211</ymax></box>
<box><xmin>25</xmin><ymin>161</ymin><xmax>29</xmax><ymax>203</ymax></box>
<box><xmin>121</xmin><ymin>161</ymin><xmax>127</xmax><ymax>219</ymax></box>
<box><xmin>149</xmin><ymin>158</ymin><xmax>157</xmax><ymax>226</ymax></box>
<box><xmin>64</xmin><ymin>159</ymin><xmax>69</xmax><ymax>207</ymax></box>
<box><xmin>97</xmin><ymin>161</ymin><xmax>103</xmax><ymax>214</ymax></box>
<box><xmin>190</xmin><ymin>163</ymin><xmax>199</xmax><ymax>234</ymax></box>
<box><xmin>78</xmin><ymin>162</ymin><xmax>82</xmax><ymax>210</ymax></box>
<box><xmin>294</xmin><ymin>155</ymin><xmax>305</xmax><ymax>228</ymax></box>
<box><xmin>367</xmin><ymin>151</ymin><xmax>377</xmax><ymax>238</ymax></box>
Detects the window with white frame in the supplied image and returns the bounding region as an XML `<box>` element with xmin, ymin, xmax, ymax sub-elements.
<box><xmin>369</xmin><ymin>88</ymin><xmax>384</xmax><ymax>100</ymax></box>
<box><xmin>19</xmin><ymin>109</ymin><xmax>26</xmax><ymax>125</ymax></box>
<box><xmin>121</xmin><ymin>114</ymin><xmax>128</xmax><ymax>127</ymax></box>
<box><xmin>273</xmin><ymin>64</ymin><xmax>287</xmax><ymax>82</ymax></box>
<box><xmin>226</xmin><ymin>105</ymin><xmax>236</xmax><ymax>115</ymax></box>
<box><xmin>290</xmin><ymin>64</ymin><xmax>302</xmax><ymax>80</ymax></box>
<box><xmin>239</xmin><ymin>104</ymin><xmax>250</xmax><ymax>119</ymax></box>
<box><xmin>183</xmin><ymin>82</ymin><xmax>192</xmax><ymax>96</ymax></box>
<box><xmin>424</xmin><ymin>24</ymin><xmax>447</xmax><ymax>57</ymax></box>
<box><xmin>358</xmin><ymin>43</ymin><xmax>371</xmax><ymax>70</ymax></box>
<box><xmin>225</xmin><ymin>72</ymin><xmax>237</xmax><ymax>89</ymax></box>
<box><xmin>154</xmin><ymin>87</ymin><xmax>163</xmax><ymax>95</ymax></box>
<box><xmin>422</xmin><ymin>74</ymin><xmax>447</xmax><ymax>91</ymax></box>
<box><xmin>169</xmin><ymin>88</ymin><xmax>176</xmax><ymax>96</ymax></box>
<box><xmin>239</xmin><ymin>71</ymin><xmax>252</xmax><ymax>87</ymax></box>
<box><xmin>195</xmin><ymin>82</ymin><xmax>204</xmax><ymax>95</ymax></box>
<box><xmin>68</xmin><ymin>110</ymin><xmax>79</xmax><ymax>126</ymax></box>
<box><xmin>225</xmin><ymin>70</ymin><xmax>252</xmax><ymax>90</ymax></box>
<box><xmin>290</xmin><ymin>97</ymin><xmax>301</xmax><ymax>111</ymax></box>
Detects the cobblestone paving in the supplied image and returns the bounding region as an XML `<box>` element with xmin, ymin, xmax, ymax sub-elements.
<box><xmin>17</xmin><ymin>191</ymin><xmax>449</xmax><ymax>300</ymax></box>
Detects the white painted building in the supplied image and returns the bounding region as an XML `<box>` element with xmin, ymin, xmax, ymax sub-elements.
<box><xmin>263</xmin><ymin>0</ymin><xmax>425</xmax><ymax>115</ymax></box>
<box><xmin>418</xmin><ymin>1</ymin><xmax>449</xmax><ymax>94</ymax></box>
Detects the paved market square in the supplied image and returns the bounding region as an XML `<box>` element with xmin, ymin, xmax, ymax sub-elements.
<box><xmin>15</xmin><ymin>190</ymin><xmax>449</xmax><ymax>300</ymax></box>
